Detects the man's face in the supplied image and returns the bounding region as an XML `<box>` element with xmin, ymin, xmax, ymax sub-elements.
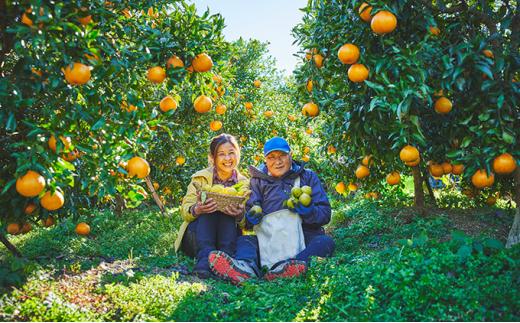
<box><xmin>265</xmin><ymin>151</ymin><xmax>292</xmax><ymax>177</ymax></box>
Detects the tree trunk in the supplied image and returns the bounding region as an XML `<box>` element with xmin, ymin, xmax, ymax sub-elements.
<box><xmin>0</xmin><ymin>233</ymin><xmax>22</xmax><ymax>257</ymax></box>
<box><xmin>145</xmin><ymin>176</ymin><xmax>165</xmax><ymax>215</ymax></box>
<box><xmin>114</xmin><ymin>194</ymin><xmax>125</xmax><ymax>216</ymax></box>
<box><xmin>422</xmin><ymin>168</ymin><xmax>436</xmax><ymax>206</ymax></box>
<box><xmin>506</xmin><ymin>167</ymin><xmax>520</xmax><ymax>248</ymax></box>
<box><xmin>412</xmin><ymin>165</ymin><xmax>425</xmax><ymax>210</ymax></box>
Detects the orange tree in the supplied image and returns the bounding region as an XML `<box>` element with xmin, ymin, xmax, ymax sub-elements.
<box><xmin>0</xmin><ymin>0</ymin><xmax>238</xmax><ymax>254</ymax></box>
<box><xmin>148</xmin><ymin>39</ymin><xmax>309</xmax><ymax>204</ymax></box>
<box><xmin>292</xmin><ymin>0</ymin><xmax>519</xmax><ymax>245</ymax></box>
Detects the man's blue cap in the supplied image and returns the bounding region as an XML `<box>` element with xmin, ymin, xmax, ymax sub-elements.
<box><xmin>264</xmin><ymin>137</ymin><xmax>291</xmax><ymax>156</ymax></box>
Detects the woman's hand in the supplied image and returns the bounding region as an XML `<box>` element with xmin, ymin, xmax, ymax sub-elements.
<box><xmin>193</xmin><ymin>192</ymin><xmax>218</xmax><ymax>215</ymax></box>
<box><xmin>223</xmin><ymin>203</ymin><xmax>245</xmax><ymax>217</ymax></box>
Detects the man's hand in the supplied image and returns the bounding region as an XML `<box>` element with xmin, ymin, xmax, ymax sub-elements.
<box><xmin>245</xmin><ymin>208</ymin><xmax>264</xmax><ymax>225</ymax></box>
<box><xmin>293</xmin><ymin>203</ymin><xmax>314</xmax><ymax>217</ymax></box>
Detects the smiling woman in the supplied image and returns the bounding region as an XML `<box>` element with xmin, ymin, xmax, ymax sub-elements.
<box><xmin>174</xmin><ymin>133</ymin><xmax>250</xmax><ymax>279</ymax></box>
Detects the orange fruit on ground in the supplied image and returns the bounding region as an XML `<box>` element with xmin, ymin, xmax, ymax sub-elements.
<box><xmin>371</xmin><ymin>10</ymin><xmax>398</xmax><ymax>35</ymax></box>
<box><xmin>452</xmin><ymin>164</ymin><xmax>464</xmax><ymax>175</ymax></box>
<box><xmin>210</xmin><ymin>120</ymin><xmax>223</xmax><ymax>131</ymax></box>
<box><xmin>399</xmin><ymin>145</ymin><xmax>420</xmax><ymax>162</ymax></box>
<box><xmin>48</xmin><ymin>135</ymin><xmax>72</xmax><ymax>152</ymax></box>
<box><xmin>264</xmin><ymin>111</ymin><xmax>274</xmax><ymax>118</ymax></box>
<box><xmin>472</xmin><ymin>169</ymin><xmax>495</xmax><ymax>188</ymax></box>
<box><xmin>358</xmin><ymin>2</ymin><xmax>372</xmax><ymax>22</ymax></box>
<box><xmin>288</xmin><ymin>114</ymin><xmax>297</xmax><ymax>122</ymax></box>
<box><xmin>429</xmin><ymin>163</ymin><xmax>444</xmax><ymax>177</ymax></box>
<box><xmin>338</xmin><ymin>44</ymin><xmax>360</xmax><ymax>65</ymax></box>
<box><xmin>253</xmin><ymin>80</ymin><xmax>262</xmax><ymax>88</ymax></box>
<box><xmin>405</xmin><ymin>157</ymin><xmax>421</xmax><ymax>167</ymax></box>
<box><xmin>429</xmin><ymin>26</ymin><xmax>440</xmax><ymax>36</ymax></box>
<box><xmin>121</xmin><ymin>101</ymin><xmax>137</xmax><ymax>112</ymax></box>
<box><xmin>63</xmin><ymin>62</ymin><xmax>91</xmax><ymax>85</ymax></box>
<box><xmin>147</xmin><ymin>66</ymin><xmax>166</xmax><ymax>83</ymax></box>
<box><xmin>7</xmin><ymin>223</ymin><xmax>20</xmax><ymax>235</ymax></box>
<box><xmin>244</xmin><ymin>102</ymin><xmax>253</xmax><ymax>110</ymax></box>
<box><xmin>355</xmin><ymin>165</ymin><xmax>370</xmax><ymax>179</ymax></box>
<box><xmin>482</xmin><ymin>49</ymin><xmax>494</xmax><ymax>59</ymax></box>
<box><xmin>441</xmin><ymin>162</ymin><xmax>453</xmax><ymax>174</ymax></box>
<box><xmin>335</xmin><ymin>182</ymin><xmax>346</xmax><ymax>194</ymax></box>
<box><xmin>327</xmin><ymin>145</ymin><xmax>336</xmax><ymax>154</ymax></box>
<box><xmin>16</xmin><ymin>170</ymin><xmax>46</xmax><ymax>197</ymax></box>
<box><xmin>302</xmin><ymin>155</ymin><xmax>310</xmax><ymax>162</ymax></box>
<box><xmin>75</xmin><ymin>222</ymin><xmax>91</xmax><ymax>236</ymax></box>
<box><xmin>302</xmin><ymin>102</ymin><xmax>319</xmax><ymax>117</ymax></box>
<box><xmin>127</xmin><ymin>157</ymin><xmax>150</xmax><ymax>179</ymax></box>
<box><xmin>492</xmin><ymin>153</ymin><xmax>517</xmax><ymax>175</ymax></box>
<box><xmin>159</xmin><ymin>96</ymin><xmax>177</xmax><ymax>112</ymax></box>
<box><xmin>434</xmin><ymin>97</ymin><xmax>453</xmax><ymax>114</ymax></box>
<box><xmin>43</xmin><ymin>216</ymin><xmax>55</xmax><ymax>227</ymax></box>
<box><xmin>20</xmin><ymin>223</ymin><xmax>32</xmax><ymax>234</ymax></box>
<box><xmin>215</xmin><ymin>104</ymin><xmax>227</xmax><ymax>115</ymax></box>
<box><xmin>348</xmin><ymin>64</ymin><xmax>369</xmax><ymax>82</ymax></box>
<box><xmin>362</xmin><ymin>155</ymin><xmax>373</xmax><ymax>167</ymax></box>
<box><xmin>194</xmin><ymin>95</ymin><xmax>212</xmax><ymax>113</ymax></box>
<box><xmin>313</xmin><ymin>54</ymin><xmax>324</xmax><ymax>68</ymax></box>
<box><xmin>192</xmin><ymin>53</ymin><xmax>213</xmax><ymax>72</ymax></box>
<box><xmin>24</xmin><ymin>203</ymin><xmax>37</xmax><ymax>215</ymax></box>
<box><xmin>166</xmin><ymin>55</ymin><xmax>184</xmax><ymax>68</ymax></box>
<box><xmin>386</xmin><ymin>172</ymin><xmax>401</xmax><ymax>185</ymax></box>
<box><xmin>176</xmin><ymin>156</ymin><xmax>186</xmax><ymax>165</ymax></box>
<box><xmin>306</xmin><ymin>79</ymin><xmax>313</xmax><ymax>92</ymax></box>
<box><xmin>348</xmin><ymin>183</ymin><xmax>358</xmax><ymax>191</ymax></box>
<box><xmin>40</xmin><ymin>190</ymin><xmax>65</xmax><ymax>211</ymax></box>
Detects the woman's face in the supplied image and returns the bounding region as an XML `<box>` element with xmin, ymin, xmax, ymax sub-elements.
<box><xmin>214</xmin><ymin>142</ymin><xmax>239</xmax><ymax>174</ymax></box>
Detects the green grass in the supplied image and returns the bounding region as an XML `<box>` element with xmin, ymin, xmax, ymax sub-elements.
<box><xmin>1</xmin><ymin>197</ymin><xmax>519</xmax><ymax>321</ymax></box>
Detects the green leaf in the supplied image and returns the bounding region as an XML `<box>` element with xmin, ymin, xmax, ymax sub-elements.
<box><xmin>502</xmin><ymin>131</ymin><xmax>515</xmax><ymax>144</ymax></box>
<box><xmin>457</xmin><ymin>245</ymin><xmax>472</xmax><ymax>260</ymax></box>
<box><xmin>6</xmin><ymin>112</ymin><xmax>16</xmax><ymax>132</ymax></box>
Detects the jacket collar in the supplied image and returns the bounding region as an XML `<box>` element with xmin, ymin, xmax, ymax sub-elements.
<box><xmin>192</xmin><ymin>167</ymin><xmax>248</xmax><ymax>184</ymax></box>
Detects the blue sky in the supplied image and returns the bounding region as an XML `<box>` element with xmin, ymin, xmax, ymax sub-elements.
<box><xmin>190</xmin><ymin>0</ymin><xmax>307</xmax><ymax>75</ymax></box>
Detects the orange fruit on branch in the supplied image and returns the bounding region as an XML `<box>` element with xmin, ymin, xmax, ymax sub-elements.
<box><xmin>306</xmin><ymin>79</ymin><xmax>313</xmax><ymax>92</ymax></box>
<box><xmin>302</xmin><ymin>102</ymin><xmax>319</xmax><ymax>117</ymax></box>
<box><xmin>24</xmin><ymin>203</ymin><xmax>37</xmax><ymax>215</ymax></box>
<box><xmin>355</xmin><ymin>165</ymin><xmax>370</xmax><ymax>179</ymax></box>
<box><xmin>215</xmin><ymin>104</ymin><xmax>227</xmax><ymax>115</ymax></box>
<box><xmin>147</xmin><ymin>66</ymin><xmax>166</xmax><ymax>83</ymax></box>
<box><xmin>253</xmin><ymin>80</ymin><xmax>262</xmax><ymax>88</ymax></box>
<box><xmin>441</xmin><ymin>161</ymin><xmax>453</xmax><ymax>174</ymax></box>
<box><xmin>75</xmin><ymin>222</ymin><xmax>91</xmax><ymax>236</ymax></box>
<box><xmin>386</xmin><ymin>172</ymin><xmax>401</xmax><ymax>185</ymax></box>
<box><xmin>471</xmin><ymin>169</ymin><xmax>495</xmax><ymax>188</ymax></box>
<box><xmin>371</xmin><ymin>10</ymin><xmax>397</xmax><ymax>35</ymax></box>
<box><xmin>358</xmin><ymin>3</ymin><xmax>372</xmax><ymax>22</ymax></box>
<box><xmin>194</xmin><ymin>95</ymin><xmax>212</xmax><ymax>113</ymax></box>
<box><xmin>48</xmin><ymin>135</ymin><xmax>72</xmax><ymax>152</ymax></box>
<box><xmin>166</xmin><ymin>55</ymin><xmax>184</xmax><ymax>68</ymax></box>
<box><xmin>16</xmin><ymin>170</ymin><xmax>46</xmax><ymax>197</ymax></box>
<box><xmin>192</xmin><ymin>53</ymin><xmax>213</xmax><ymax>72</ymax></box>
<box><xmin>43</xmin><ymin>216</ymin><xmax>55</xmax><ymax>227</ymax></box>
<box><xmin>429</xmin><ymin>163</ymin><xmax>444</xmax><ymax>177</ymax></box>
<box><xmin>63</xmin><ymin>62</ymin><xmax>91</xmax><ymax>85</ymax></box>
<box><xmin>482</xmin><ymin>49</ymin><xmax>494</xmax><ymax>59</ymax></box>
<box><xmin>159</xmin><ymin>96</ymin><xmax>177</xmax><ymax>112</ymax></box>
<box><xmin>335</xmin><ymin>182</ymin><xmax>346</xmax><ymax>194</ymax></box>
<box><xmin>127</xmin><ymin>157</ymin><xmax>150</xmax><ymax>179</ymax></box>
<box><xmin>429</xmin><ymin>26</ymin><xmax>440</xmax><ymax>36</ymax></box>
<box><xmin>452</xmin><ymin>163</ymin><xmax>464</xmax><ymax>175</ymax></box>
<box><xmin>176</xmin><ymin>156</ymin><xmax>186</xmax><ymax>165</ymax></box>
<box><xmin>210</xmin><ymin>120</ymin><xmax>223</xmax><ymax>131</ymax></box>
<box><xmin>313</xmin><ymin>54</ymin><xmax>324</xmax><ymax>68</ymax></box>
<box><xmin>492</xmin><ymin>153</ymin><xmax>517</xmax><ymax>175</ymax></box>
<box><xmin>338</xmin><ymin>44</ymin><xmax>360</xmax><ymax>65</ymax></box>
<box><xmin>348</xmin><ymin>64</ymin><xmax>369</xmax><ymax>82</ymax></box>
<box><xmin>40</xmin><ymin>190</ymin><xmax>65</xmax><ymax>211</ymax></box>
<box><xmin>399</xmin><ymin>145</ymin><xmax>420</xmax><ymax>162</ymax></box>
<box><xmin>434</xmin><ymin>97</ymin><xmax>452</xmax><ymax>114</ymax></box>
<box><xmin>7</xmin><ymin>223</ymin><xmax>20</xmax><ymax>235</ymax></box>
